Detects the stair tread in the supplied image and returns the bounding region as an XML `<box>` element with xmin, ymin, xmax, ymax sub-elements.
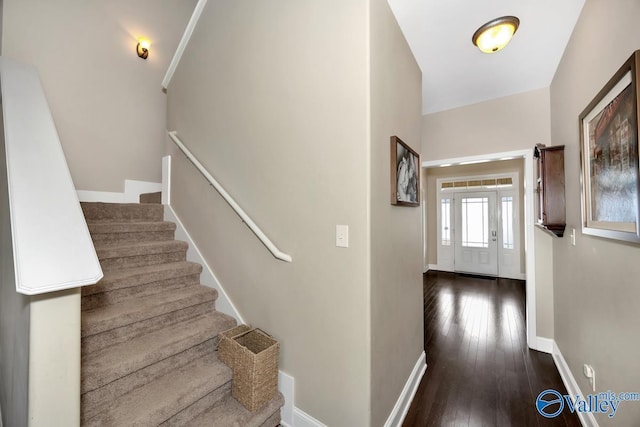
<box><xmin>83</xmin><ymin>261</ymin><xmax>203</xmax><ymax>297</ymax></box>
<box><xmin>81</xmin><ymin>202</ymin><xmax>164</xmax><ymax>221</ymax></box>
<box><xmin>84</xmin><ymin>352</ymin><xmax>232</xmax><ymax>427</ymax></box>
<box><xmin>94</xmin><ymin>240</ymin><xmax>188</xmax><ymax>259</ymax></box>
<box><xmin>82</xmin><ymin>285</ymin><xmax>217</xmax><ymax>336</ymax></box>
<box><xmin>82</xmin><ymin>310</ymin><xmax>235</xmax><ymax>393</ymax></box>
<box><xmin>87</xmin><ymin>220</ymin><xmax>176</xmax><ymax>232</ymax></box>
<box><xmin>190</xmin><ymin>393</ymin><xmax>285</xmax><ymax>427</ymax></box>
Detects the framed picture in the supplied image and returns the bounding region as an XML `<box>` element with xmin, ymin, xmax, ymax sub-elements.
<box><xmin>579</xmin><ymin>50</ymin><xmax>640</xmax><ymax>243</ymax></box>
<box><xmin>390</xmin><ymin>136</ymin><xmax>420</xmax><ymax>206</ymax></box>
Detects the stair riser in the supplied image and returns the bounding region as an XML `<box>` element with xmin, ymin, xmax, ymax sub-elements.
<box><xmin>82</xmin><ymin>288</ymin><xmax>217</xmax><ymax>338</ymax></box>
<box><xmin>82</xmin><ymin>263</ymin><xmax>203</xmax><ymax>297</ymax></box>
<box><xmin>81</xmin><ymin>202</ymin><xmax>164</xmax><ymax>221</ymax></box>
<box><xmin>260</xmin><ymin>411</ymin><xmax>282</xmax><ymax>427</ymax></box>
<box><xmin>91</xmin><ymin>230</ymin><xmax>176</xmax><ymax>245</ymax></box>
<box><xmin>83</xmin><ymin>300</ymin><xmax>216</xmax><ymax>354</ymax></box>
<box><xmin>82</xmin><ymin>340</ymin><xmax>220</xmax><ymax>423</ymax></box>
<box><xmin>160</xmin><ymin>381</ymin><xmax>232</xmax><ymax>427</ymax></box>
<box><xmin>99</xmin><ymin>250</ymin><xmax>186</xmax><ymax>271</ymax></box>
<box><xmin>82</xmin><ymin>274</ymin><xmax>201</xmax><ymax>311</ymax></box>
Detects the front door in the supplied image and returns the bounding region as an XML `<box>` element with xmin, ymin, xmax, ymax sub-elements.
<box><xmin>453</xmin><ymin>192</ymin><xmax>498</xmax><ymax>276</ymax></box>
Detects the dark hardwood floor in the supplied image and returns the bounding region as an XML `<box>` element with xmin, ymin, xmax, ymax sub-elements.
<box><xmin>403</xmin><ymin>271</ymin><xmax>581</xmax><ymax>427</ymax></box>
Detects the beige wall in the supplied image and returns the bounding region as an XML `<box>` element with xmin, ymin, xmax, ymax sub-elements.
<box><xmin>369</xmin><ymin>0</ymin><xmax>423</xmax><ymax>425</ymax></box>
<box><xmin>533</xmin><ymin>227</ymin><xmax>554</xmax><ymax>339</ymax></box>
<box><xmin>0</xmin><ymin>111</ymin><xmax>29</xmax><ymax>427</ymax></box>
<box><xmin>167</xmin><ymin>0</ymin><xmax>371</xmax><ymax>425</ymax></box>
<box><xmin>550</xmin><ymin>0</ymin><xmax>640</xmax><ymax>424</ymax></box>
<box><xmin>1</xmin><ymin>0</ymin><xmax>196</xmax><ymax>192</ymax></box>
<box><xmin>422</xmin><ymin>88</ymin><xmax>551</xmax><ymax>161</ymax></box>
<box><xmin>424</xmin><ymin>159</ymin><xmax>525</xmax><ymax>272</ymax></box>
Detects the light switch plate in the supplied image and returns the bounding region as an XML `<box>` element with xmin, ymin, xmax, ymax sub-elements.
<box><xmin>336</xmin><ymin>225</ymin><xmax>349</xmax><ymax>248</ymax></box>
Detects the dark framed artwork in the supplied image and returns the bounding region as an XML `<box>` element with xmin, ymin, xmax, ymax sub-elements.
<box><xmin>390</xmin><ymin>136</ymin><xmax>420</xmax><ymax>207</ymax></box>
<box><xmin>579</xmin><ymin>50</ymin><xmax>640</xmax><ymax>243</ymax></box>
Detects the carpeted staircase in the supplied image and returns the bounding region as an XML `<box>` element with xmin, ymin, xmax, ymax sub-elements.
<box><xmin>80</xmin><ymin>201</ymin><xmax>284</xmax><ymax>426</ymax></box>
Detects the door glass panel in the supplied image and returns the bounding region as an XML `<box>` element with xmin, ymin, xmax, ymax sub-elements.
<box><xmin>502</xmin><ymin>196</ymin><xmax>514</xmax><ymax>249</ymax></box>
<box><xmin>461</xmin><ymin>197</ymin><xmax>489</xmax><ymax>248</ymax></box>
<box><xmin>441</xmin><ymin>198</ymin><xmax>451</xmax><ymax>246</ymax></box>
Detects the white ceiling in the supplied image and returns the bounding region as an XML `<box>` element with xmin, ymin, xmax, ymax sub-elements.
<box><xmin>387</xmin><ymin>0</ymin><xmax>585</xmax><ymax>115</ymax></box>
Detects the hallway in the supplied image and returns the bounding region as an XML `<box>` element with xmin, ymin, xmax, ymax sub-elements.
<box><xmin>403</xmin><ymin>271</ymin><xmax>580</xmax><ymax>426</ymax></box>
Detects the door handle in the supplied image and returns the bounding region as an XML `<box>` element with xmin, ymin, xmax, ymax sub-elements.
<box><xmin>491</xmin><ymin>230</ymin><xmax>497</xmax><ymax>241</ymax></box>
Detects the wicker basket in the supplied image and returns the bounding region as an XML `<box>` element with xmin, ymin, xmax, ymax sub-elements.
<box><xmin>218</xmin><ymin>324</ymin><xmax>252</xmax><ymax>368</ymax></box>
<box><xmin>230</xmin><ymin>328</ymin><xmax>279</xmax><ymax>412</ymax></box>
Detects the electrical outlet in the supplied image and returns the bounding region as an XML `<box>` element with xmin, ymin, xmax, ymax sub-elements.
<box><xmin>583</xmin><ymin>364</ymin><xmax>595</xmax><ymax>392</ymax></box>
<box><xmin>571</xmin><ymin>228</ymin><xmax>576</xmax><ymax>246</ymax></box>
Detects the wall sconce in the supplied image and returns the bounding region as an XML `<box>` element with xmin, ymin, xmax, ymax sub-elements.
<box><xmin>137</xmin><ymin>38</ymin><xmax>151</xmax><ymax>60</ymax></box>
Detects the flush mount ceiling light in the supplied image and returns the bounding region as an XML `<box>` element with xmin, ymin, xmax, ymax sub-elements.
<box><xmin>472</xmin><ymin>16</ymin><xmax>520</xmax><ymax>53</ymax></box>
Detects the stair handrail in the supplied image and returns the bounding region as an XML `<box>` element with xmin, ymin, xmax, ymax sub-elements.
<box><xmin>167</xmin><ymin>131</ymin><xmax>292</xmax><ymax>263</ymax></box>
<box><xmin>0</xmin><ymin>57</ymin><xmax>103</xmax><ymax>294</ymax></box>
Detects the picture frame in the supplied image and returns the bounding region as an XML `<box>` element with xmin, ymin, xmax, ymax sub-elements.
<box><xmin>390</xmin><ymin>136</ymin><xmax>420</xmax><ymax>206</ymax></box>
<box><xmin>579</xmin><ymin>50</ymin><xmax>640</xmax><ymax>243</ymax></box>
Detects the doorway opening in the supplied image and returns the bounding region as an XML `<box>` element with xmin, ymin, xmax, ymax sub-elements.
<box><xmin>422</xmin><ymin>149</ymin><xmax>542</xmax><ymax>352</ymax></box>
<box><xmin>436</xmin><ymin>172</ymin><xmax>522</xmax><ymax>279</ymax></box>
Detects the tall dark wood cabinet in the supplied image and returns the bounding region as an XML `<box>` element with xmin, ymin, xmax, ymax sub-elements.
<box><xmin>534</xmin><ymin>144</ymin><xmax>566</xmax><ymax>237</ymax></box>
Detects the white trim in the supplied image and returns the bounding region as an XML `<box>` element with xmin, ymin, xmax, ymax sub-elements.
<box><xmin>291</xmin><ymin>408</ymin><xmax>327</xmax><ymax>427</ymax></box>
<box><xmin>161</xmin><ymin>0</ymin><xmax>208</xmax><ymax>90</ymax></box>
<box><xmin>421</xmin><ymin>149</ymin><xmax>538</xmax><ymax>350</ymax></box>
<box><xmin>76</xmin><ymin>190</ymin><xmax>126</xmax><ymax>203</ymax></box>
<box><xmin>423</xmin><ymin>265</ymin><xmax>429</xmax><ymax>273</ymax></box>
<box><xmin>76</xmin><ymin>180</ymin><xmax>162</xmax><ymax>204</ymax></box>
<box><xmin>1</xmin><ymin>57</ymin><xmax>102</xmax><ymax>295</ymax></box>
<box><xmin>428</xmin><ymin>263</ymin><xmax>453</xmax><ymax>272</ymax></box>
<box><xmin>422</xmin><ymin>150</ymin><xmax>530</xmax><ymax>169</ymax></box>
<box><xmin>168</xmin><ymin>132</ymin><xmax>292</xmax><ymax>262</ymax></box>
<box><xmin>123</xmin><ymin>180</ymin><xmax>162</xmax><ymax>203</ymax></box>
<box><xmin>534</xmin><ymin>337</ymin><xmax>554</xmax><ymax>354</ymax></box>
<box><xmin>278</xmin><ymin>371</ymin><xmax>295</xmax><ymax>427</ymax></box>
<box><xmin>552</xmin><ymin>342</ymin><xmax>599</xmax><ymax>427</ymax></box>
<box><xmin>523</xmin><ymin>150</ymin><xmax>537</xmax><ymax>349</ymax></box>
<box><xmin>162</xmin><ymin>156</ymin><xmax>171</xmax><ymax>205</ymax></box>
<box><xmin>384</xmin><ymin>351</ymin><xmax>427</xmax><ymax>427</ymax></box>
<box><xmin>163</xmin><ymin>205</ymin><xmax>244</xmax><ymax>323</ymax></box>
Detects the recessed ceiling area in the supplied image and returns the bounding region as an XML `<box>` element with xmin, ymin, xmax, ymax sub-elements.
<box><xmin>387</xmin><ymin>0</ymin><xmax>585</xmax><ymax>115</ymax></box>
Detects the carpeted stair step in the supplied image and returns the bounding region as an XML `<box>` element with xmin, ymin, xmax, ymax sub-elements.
<box><xmin>82</xmin><ymin>310</ymin><xmax>235</xmax><ymax>395</ymax></box>
<box><xmin>82</xmin><ymin>287</ymin><xmax>221</xmax><ymax>355</ymax></box>
<box><xmin>186</xmin><ymin>393</ymin><xmax>284</xmax><ymax>427</ymax></box>
<box><xmin>95</xmin><ymin>240</ymin><xmax>188</xmax><ymax>270</ymax></box>
<box><xmin>81</xmin><ymin>202</ymin><xmax>164</xmax><ymax>222</ymax></box>
<box><xmin>86</xmin><ymin>220</ymin><xmax>176</xmax><ymax>244</ymax></box>
<box><xmin>82</xmin><ymin>339</ymin><xmax>218</xmax><ymax>423</ymax></box>
<box><xmin>82</xmin><ymin>261</ymin><xmax>203</xmax><ymax>311</ymax></box>
<box><xmin>83</xmin><ymin>352</ymin><xmax>233</xmax><ymax>427</ymax></box>
<box><xmin>82</xmin><ymin>284</ymin><xmax>218</xmax><ymax>338</ymax></box>
<box><xmin>140</xmin><ymin>191</ymin><xmax>162</xmax><ymax>204</ymax></box>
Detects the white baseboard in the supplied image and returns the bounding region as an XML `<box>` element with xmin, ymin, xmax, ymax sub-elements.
<box><xmin>533</xmin><ymin>337</ymin><xmax>554</xmax><ymax>354</ymax></box>
<box><xmin>77</xmin><ymin>190</ymin><xmax>125</xmax><ymax>203</ymax></box>
<box><xmin>77</xmin><ymin>180</ymin><xmax>162</xmax><ymax>203</ymax></box>
<box><xmin>428</xmin><ymin>264</ymin><xmax>452</xmax><ymax>272</ymax></box>
<box><xmin>289</xmin><ymin>408</ymin><xmax>327</xmax><ymax>427</ymax></box>
<box><xmin>163</xmin><ymin>205</ymin><xmax>244</xmax><ymax>323</ymax></box>
<box><xmin>384</xmin><ymin>351</ymin><xmax>427</xmax><ymax>427</ymax></box>
<box><xmin>552</xmin><ymin>341</ymin><xmax>598</xmax><ymax>427</ymax></box>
